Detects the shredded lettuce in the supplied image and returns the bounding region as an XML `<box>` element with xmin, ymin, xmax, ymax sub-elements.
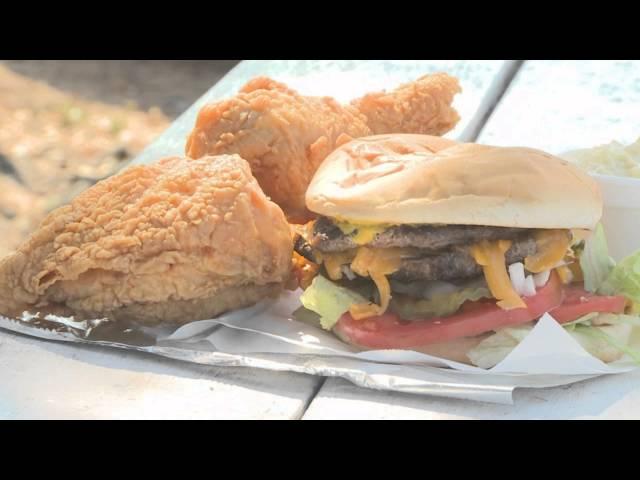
<box><xmin>561</xmin><ymin>311</ymin><xmax>601</xmax><ymax>330</ymax></box>
<box><xmin>390</xmin><ymin>286</ymin><xmax>491</xmax><ymax>320</ymax></box>
<box><xmin>570</xmin><ymin>323</ymin><xmax>635</xmax><ymax>363</ymax></box>
<box><xmin>466</xmin><ymin>325</ymin><xmax>533</xmax><ymax>369</ymax></box>
<box><xmin>561</xmin><ymin>137</ymin><xmax>640</xmax><ymax>178</ymax></box>
<box><xmin>580</xmin><ymin>223</ymin><xmax>615</xmax><ymax>292</ymax></box>
<box><xmin>578</xmin><ymin>224</ymin><xmax>640</xmax><ymax>305</ymax></box>
<box><xmin>300</xmin><ymin>276</ymin><xmax>491</xmax><ymax>328</ymax></box>
<box><xmin>590</xmin><ymin>313</ymin><xmax>640</xmax><ymax>327</ymax></box>
<box><xmin>299</xmin><ymin>275</ymin><xmax>367</xmax><ymax>330</ymax></box>
<box><xmin>467</xmin><ymin>313</ymin><xmax>640</xmax><ymax>368</ymax></box>
<box><xmin>600</xmin><ymin>249</ymin><xmax>640</xmax><ymax>304</ymax></box>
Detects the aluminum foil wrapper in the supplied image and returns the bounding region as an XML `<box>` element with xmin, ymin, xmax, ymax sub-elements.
<box><xmin>0</xmin><ymin>290</ymin><xmax>636</xmax><ymax>405</ymax></box>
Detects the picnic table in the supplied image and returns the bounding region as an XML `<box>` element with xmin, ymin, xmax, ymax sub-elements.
<box><xmin>1</xmin><ymin>60</ymin><xmax>639</xmax><ymax>420</ymax></box>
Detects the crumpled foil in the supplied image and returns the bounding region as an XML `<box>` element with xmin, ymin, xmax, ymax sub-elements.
<box><xmin>1</xmin><ymin>290</ymin><xmax>635</xmax><ymax>405</ymax></box>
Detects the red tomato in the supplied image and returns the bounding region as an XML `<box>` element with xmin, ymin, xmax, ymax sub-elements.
<box><xmin>334</xmin><ymin>272</ymin><xmax>564</xmax><ymax>349</ymax></box>
<box><xmin>548</xmin><ymin>286</ymin><xmax>626</xmax><ymax>323</ymax></box>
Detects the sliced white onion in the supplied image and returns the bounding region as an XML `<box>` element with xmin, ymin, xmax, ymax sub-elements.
<box><xmin>533</xmin><ymin>269</ymin><xmax>551</xmax><ymax>287</ymax></box>
<box><xmin>508</xmin><ymin>262</ymin><xmax>526</xmax><ymax>296</ymax></box>
<box><xmin>341</xmin><ymin>265</ymin><xmax>356</xmax><ymax>281</ymax></box>
<box><xmin>522</xmin><ymin>274</ymin><xmax>537</xmax><ymax>297</ymax></box>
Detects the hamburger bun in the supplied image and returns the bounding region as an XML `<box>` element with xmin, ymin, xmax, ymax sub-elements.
<box><xmin>306</xmin><ymin>134</ymin><xmax>603</xmax><ymax>229</ymax></box>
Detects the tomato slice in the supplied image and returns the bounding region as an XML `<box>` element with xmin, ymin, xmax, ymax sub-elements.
<box><xmin>548</xmin><ymin>286</ymin><xmax>626</xmax><ymax>323</ymax></box>
<box><xmin>334</xmin><ymin>272</ymin><xmax>564</xmax><ymax>349</ymax></box>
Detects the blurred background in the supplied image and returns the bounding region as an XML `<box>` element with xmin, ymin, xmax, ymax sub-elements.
<box><xmin>0</xmin><ymin>60</ymin><xmax>239</xmax><ymax>258</ymax></box>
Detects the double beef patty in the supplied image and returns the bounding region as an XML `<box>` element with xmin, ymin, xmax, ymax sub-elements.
<box><xmin>392</xmin><ymin>237</ymin><xmax>537</xmax><ymax>281</ymax></box>
<box><xmin>310</xmin><ymin>216</ymin><xmax>529</xmax><ymax>251</ymax></box>
<box><xmin>297</xmin><ymin>217</ymin><xmax>538</xmax><ymax>282</ymax></box>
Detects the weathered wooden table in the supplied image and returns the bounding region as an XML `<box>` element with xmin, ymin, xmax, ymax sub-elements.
<box><xmin>1</xmin><ymin>60</ymin><xmax>638</xmax><ymax>419</ymax></box>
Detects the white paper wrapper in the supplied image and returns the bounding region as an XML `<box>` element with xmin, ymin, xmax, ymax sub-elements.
<box><xmin>0</xmin><ymin>289</ymin><xmax>636</xmax><ymax>404</ymax></box>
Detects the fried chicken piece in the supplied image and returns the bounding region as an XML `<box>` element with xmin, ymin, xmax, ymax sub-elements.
<box><xmin>186</xmin><ymin>73</ymin><xmax>461</xmax><ymax>223</ymax></box>
<box><xmin>0</xmin><ymin>155</ymin><xmax>293</xmax><ymax>325</ymax></box>
<box><xmin>351</xmin><ymin>73</ymin><xmax>461</xmax><ymax>136</ymax></box>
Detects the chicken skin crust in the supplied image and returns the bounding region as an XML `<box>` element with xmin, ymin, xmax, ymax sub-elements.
<box><xmin>185</xmin><ymin>73</ymin><xmax>461</xmax><ymax>223</ymax></box>
<box><xmin>0</xmin><ymin>155</ymin><xmax>293</xmax><ymax>325</ymax></box>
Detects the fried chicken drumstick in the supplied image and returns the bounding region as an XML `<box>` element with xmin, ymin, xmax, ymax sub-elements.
<box><xmin>0</xmin><ymin>155</ymin><xmax>293</xmax><ymax>325</ymax></box>
<box><xmin>186</xmin><ymin>73</ymin><xmax>461</xmax><ymax>222</ymax></box>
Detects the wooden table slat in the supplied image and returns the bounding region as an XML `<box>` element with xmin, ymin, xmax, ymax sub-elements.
<box><xmin>0</xmin><ymin>331</ymin><xmax>320</xmax><ymax>419</ymax></box>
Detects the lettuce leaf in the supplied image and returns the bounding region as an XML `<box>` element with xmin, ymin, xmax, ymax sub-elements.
<box><xmin>390</xmin><ymin>286</ymin><xmax>491</xmax><ymax>320</ymax></box>
<box><xmin>561</xmin><ymin>311</ymin><xmax>600</xmax><ymax>330</ymax></box>
<box><xmin>571</xmin><ymin>323</ymin><xmax>640</xmax><ymax>363</ymax></box>
<box><xmin>299</xmin><ymin>275</ymin><xmax>367</xmax><ymax>330</ymax></box>
<box><xmin>590</xmin><ymin>313</ymin><xmax>640</xmax><ymax>327</ymax></box>
<box><xmin>600</xmin><ymin>249</ymin><xmax>640</xmax><ymax>304</ymax></box>
<box><xmin>578</xmin><ymin>222</ymin><xmax>640</xmax><ymax>307</ymax></box>
<box><xmin>467</xmin><ymin>313</ymin><xmax>640</xmax><ymax>368</ymax></box>
<box><xmin>580</xmin><ymin>223</ymin><xmax>615</xmax><ymax>292</ymax></box>
<box><xmin>570</xmin><ymin>323</ymin><xmax>635</xmax><ymax>363</ymax></box>
<box><xmin>466</xmin><ymin>325</ymin><xmax>533</xmax><ymax>369</ymax></box>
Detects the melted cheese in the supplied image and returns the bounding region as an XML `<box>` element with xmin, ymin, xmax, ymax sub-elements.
<box><xmin>568</xmin><ymin>261</ymin><xmax>584</xmax><ymax>283</ymax></box>
<box><xmin>319</xmin><ymin>247</ymin><xmax>411</xmax><ymax>319</ymax></box>
<box><xmin>524</xmin><ymin>229</ymin><xmax>572</xmax><ymax>273</ymax></box>
<box><xmin>334</xmin><ymin>221</ymin><xmax>390</xmax><ymax>246</ymax></box>
<box><xmin>555</xmin><ymin>265</ymin><xmax>574</xmax><ymax>284</ymax></box>
<box><xmin>570</xmin><ymin>229</ymin><xmax>592</xmax><ymax>245</ymax></box>
<box><xmin>470</xmin><ymin>240</ymin><xmax>527</xmax><ymax>310</ymax></box>
<box><xmin>292</xmin><ymin>220</ymin><xmax>316</xmax><ymax>242</ymax></box>
<box><xmin>349</xmin><ymin>272</ymin><xmax>392</xmax><ymax>319</ymax></box>
<box><xmin>290</xmin><ymin>252</ymin><xmax>320</xmax><ymax>290</ymax></box>
<box><xmin>349</xmin><ymin>247</ymin><xmax>404</xmax><ymax>277</ymax></box>
<box><xmin>348</xmin><ymin>247</ymin><xmax>403</xmax><ymax>319</ymax></box>
<box><xmin>320</xmin><ymin>250</ymin><xmax>357</xmax><ymax>280</ymax></box>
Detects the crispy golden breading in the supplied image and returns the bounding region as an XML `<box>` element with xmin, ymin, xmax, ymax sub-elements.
<box><xmin>0</xmin><ymin>155</ymin><xmax>293</xmax><ymax>325</ymax></box>
<box><xmin>186</xmin><ymin>74</ymin><xmax>461</xmax><ymax>223</ymax></box>
<box><xmin>351</xmin><ymin>73</ymin><xmax>461</xmax><ymax>136</ymax></box>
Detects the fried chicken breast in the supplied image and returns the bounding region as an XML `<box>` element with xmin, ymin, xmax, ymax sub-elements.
<box><xmin>0</xmin><ymin>155</ymin><xmax>293</xmax><ymax>325</ymax></box>
<box><xmin>185</xmin><ymin>73</ymin><xmax>461</xmax><ymax>223</ymax></box>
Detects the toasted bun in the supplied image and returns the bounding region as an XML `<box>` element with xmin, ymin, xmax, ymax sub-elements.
<box><xmin>306</xmin><ymin>134</ymin><xmax>603</xmax><ymax>229</ymax></box>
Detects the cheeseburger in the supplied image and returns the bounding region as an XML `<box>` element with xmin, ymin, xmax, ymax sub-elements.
<box><xmin>293</xmin><ymin>134</ymin><xmax>639</xmax><ymax>366</ymax></box>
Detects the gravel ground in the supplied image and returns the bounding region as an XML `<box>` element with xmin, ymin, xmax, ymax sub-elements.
<box><xmin>3</xmin><ymin>60</ymin><xmax>239</xmax><ymax>118</ymax></box>
<box><xmin>0</xmin><ymin>60</ymin><xmax>238</xmax><ymax>258</ymax></box>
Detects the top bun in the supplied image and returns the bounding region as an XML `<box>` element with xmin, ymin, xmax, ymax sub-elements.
<box><xmin>305</xmin><ymin>134</ymin><xmax>603</xmax><ymax>229</ymax></box>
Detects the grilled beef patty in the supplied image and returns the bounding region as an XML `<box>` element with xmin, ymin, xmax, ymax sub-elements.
<box><xmin>310</xmin><ymin>216</ymin><xmax>530</xmax><ymax>252</ymax></box>
<box><xmin>390</xmin><ymin>237</ymin><xmax>537</xmax><ymax>282</ymax></box>
<box><xmin>295</xmin><ymin>217</ymin><xmax>540</xmax><ymax>282</ymax></box>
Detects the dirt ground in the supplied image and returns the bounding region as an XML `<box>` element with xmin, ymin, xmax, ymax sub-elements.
<box><xmin>0</xmin><ymin>60</ymin><xmax>238</xmax><ymax>258</ymax></box>
<box><xmin>4</xmin><ymin>61</ymin><xmax>239</xmax><ymax>118</ymax></box>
